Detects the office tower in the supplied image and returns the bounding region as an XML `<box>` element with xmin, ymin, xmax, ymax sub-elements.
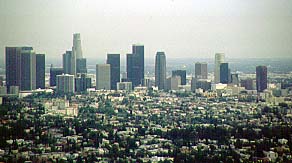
<box><xmin>117</xmin><ymin>82</ymin><xmax>132</xmax><ymax>91</ymax></box>
<box><xmin>231</xmin><ymin>73</ymin><xmax>239</xmax><ymax>86</ymax></box>
<box><xmin>73</xmin><ymin>33</ymin><xmax>83</xmax><ymax>59</ymax></box>
<box><xmin>50</xmin><ymin>67</ymin><xmax>64</xmax><ymax>87</ymax></box>
<box><xmin>256</xmin><ymin>66</ymin><xmax>268</xmax><ymax>92</ymax></box>
<box><xmin>241</xmin><ymin>79</ymin><xmax>254</xmax><ymax>90</ymax></box>
<box><xmin>76</xmin><ymin>58</ymin><xmax>87</xmax><ymax>74</ymax></box>
<box><xmin>195</xmin><ymin>62</ymin><xmax>208</xmax><ymax>79</ymax></box>
<box><xmin>155</xmin><ymin>52</ymin><xmax>166</xmax><ymax>90</ymax></box>
<box><xmin>75</xmin><ymin>74</ymin><xmax>91</xmax><ymax>92</ymax></box>
<box><xmin>172</xmin><ymin>70</ymin><xmax>186</xmax><ymax>85</ymax></box>
<box><xmin>73</xmin><ymin>33</ymin><xmax>86</xmax><ymax>74</ymax></box>
<box><xmin>6</xmin><ymin>47</ymin><xmax>36</xmax><ymax>91</ymax></box>
<box><xmin>214</xmin><ymin>53</ymin><xmax>225</xmax><ymax>83</ymax></box>
<box><xmin>56</xmin><ymin>74</ymin><xmax>75</xmax><ymax>93</ymax></box>
<box><xmin>36</xmin><ymin>54</ymin><xmax>45</xmax><ymax>89</ymax></box>
<box><xmin>166</xmin><ymin>76</ymin><xmax>181</xmax><ymax>91</ymax></box>
<box><xmin>96</xmin><ymin>64</ymin><xmax>111</xmax><ymax>90</ymax></box>
<box><xmin>220</xmin><ymin>63</ymin><xmax>229</xmax><ymax>84</ymax></box>
<box><xmin>127</xmin><ymin>44</ymin><xmax>144</xmax><ymax>87</ymax></box>
<box><xmin>63</xmin><ymin>51</ymin><xmax>72</xmax><ymax>74</ymax></box>
<box><xmin>107</xmin><ymin>54</ymin><xmax>120</xmax><ymax>90</ymax></box>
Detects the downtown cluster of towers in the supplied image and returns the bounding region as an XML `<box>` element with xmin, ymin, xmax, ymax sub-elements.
<box><xmin>4</xmin><ymin>33</ymin><xmax>268</xmax><ymax>94</ymax></box>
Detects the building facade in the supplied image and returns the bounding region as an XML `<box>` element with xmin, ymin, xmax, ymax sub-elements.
<box><xmin>214</xmin><ymin>53</ymin><xmax>225</xmax><ymax>83</ymax></box>
<box><xmin>195</xmin><ymin>62</ymin><xmax>208</xmax><ymax>79</ymax></box>
<box><xmin>36</xmin><ymin>54</ymin><xmax>45</xmax><ymax>89</ymax></box>
<box><xmin>127</xmin><ymin>45</ymin><xmax>144</xmax><ymax>87</ymax></box>
<box><xmin>96</xmin><ymin>64</ymin><xmax>111</xmax><ymax>90</ymax></box>
<box><xmin>56</xmin><ymin>74</ymin><xmax>75</xmax><ymax>93</ymax></box>
<box><xmin>107</xmin><ymin>54</ymin><xmax>120</xmax><ymax>90</ymax></box>
<box><xmin>172</xmin><ymin>70</ymin><xmax>186</xmax><ymax>85</ymax></box>
<box><xmin>256</xmin><ymin>66</ymin><xmax>268</xmax><ymax>92</ymax></box>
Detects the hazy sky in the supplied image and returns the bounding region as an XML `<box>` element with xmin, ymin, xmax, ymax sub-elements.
<box><xmin>1</xmin><ymin>0</ymin><xmax>292</xmax><ymax>61</ymax></box>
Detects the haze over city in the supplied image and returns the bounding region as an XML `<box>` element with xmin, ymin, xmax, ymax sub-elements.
<box><xmin>2</xmin><ymin>1</ymin><xmax>292</xmax><ymax>163</ymax></box>
<box><xmin>1</xmin><ymin>0</ymin><xmax>292</xmax><ymax>62</ymax></box>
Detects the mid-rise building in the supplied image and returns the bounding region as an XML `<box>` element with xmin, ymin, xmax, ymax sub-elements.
<box><xmin>241</xmin><ymin>79</ymin><xmax>254</xmax><ymax>90</ymax></box>
<box><xmin>117</xmin><ymin>82</ymin><xmax>132</xmax><ymax>91</ymax></box>
<box><xmin>155</xmin><ymin>52</ymin><xmax>166</xmax><ymax>90</ymax></box>
<box><xmin>56</xmin><ymin>74</ymin><xmax>75</xmax><ymax>93</ymax></box>
<box><xmin>96</xmin><ymin>64</ymin><xmax>111</xmax><ymax>90</ymax></box>
<box><xmin>166</xmin><ymin>76</ymin><xmax>181</xmax><ymax>91</ymax></box>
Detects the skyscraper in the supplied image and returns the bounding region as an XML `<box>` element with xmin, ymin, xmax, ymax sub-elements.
<box><xmin>127</xmin><ymin>45</ymin><xmax>144</xmax><ymax>87</ymax></box>
<box><xmin>107</xmin><ymin>54</ymin><xmax>120</xmax><ymax>90</ymax></box>
<box><xmin>63</xmin><ymin>51</ymin><xmax>72</xmax><ymax>74</ymax></box>
<box><xmin>6</xmin><ymin>47</ymin><xmax>36</xmax><ymax>91</ymax></box>
<box><xmin>73</xmin><ymin>33</ymin><xmax>83</xmax><ymax>59</ymax></box>
<box><xmin>76</xmin><ymin>58</ymin><xmax>87</xmax><ymax>74</ymax></box>
<box><xmin>256</xmin><ymin>66</ymin><xmax>267</xmax><ymax>92</ymax></box>
<box><xmin>96</xmin><ymin>64</ymin><xmax>111</xmax><ymax>90</ymax></box>
<box><xmin>36</xmin><ymin>54</ymin><xmax>45</xmax><ymax>89</ymax></box>
<box><xmin>195</xmin><ymin>62</ymin><xmax>208</xmax><ymax>79</ymax></box>
<box><xmin>73</xmin><ymin>33</ymin><xmax>86</xmax><ymax>75</ymax></box>
<box><xmin>50</xmin><ymin>67</ymin><xmax>63</xmax><ymax>87</ymax></box>
<box><xmin>155</xmin><ymin>52</ymin><xmax>166</xmax><ymax>90</ymax></box>
<box><xmin>56</xmin><ymin>74</ymin><xmax>75</xmax><ymax>93</ymax></box>
<box><xmin>172</xmin><ymin>70</ymin><xmax>186</xmax><ymax>85</ymax></box>
<box><xmin>220</xmin><ymin>63</ymin><xmax>229</xmax><ymax>84</ymax></box>
<box><xmin>214</xmin><ymin>53</ymin><xmax>225</xmax><ymax>83</ymax></box>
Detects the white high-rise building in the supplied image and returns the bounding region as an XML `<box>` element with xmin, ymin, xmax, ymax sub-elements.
<box><xmin>214</xmin><ymin>53</ymin><xmax>225</xmax><ymax>83</ymax></box>
<box><xmin>73</xmin><ymin>33</ymin><xmax>83</xmax><ymax>59</ymax></box>
<box><xmin>96</xmin><ymin>64</ymin><xmax>111</xmax><ymax>90</ymax></box>
<box><xmin>56</xmin><ymin>74</ymin><xmax>75</xmax><ymax>93</ymax></box>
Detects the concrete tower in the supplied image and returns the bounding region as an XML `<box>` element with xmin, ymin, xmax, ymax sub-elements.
<box><xmin>96</xmin><ymin>64</ymin><xmax>111</xmax><ymax>90</ymax></box>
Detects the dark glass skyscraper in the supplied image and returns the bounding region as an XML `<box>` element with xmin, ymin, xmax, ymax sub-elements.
<box><xmin>63</xmin><ymin>51</ymin><xmax>73</xmax><ymax>75</ymax></box>
<box><xmin>50</xmin><ymin>67</ymin><xmax>63</xmax><ymax>87</ymax></box>
<box><xmin>220</xmin><ymin>63</ymin><xmax>229</xmax><ymax>84</ymax></box>
<box><xmin>107</xmin><ymin>54</ymin><xmax>120</xmax><ymax>90</ymax></box>
<box><xmin>6</xmin><ymin>47</ymin><xmax>36</xmax><ymax>91</ymax></box>
<box><xmin>172</xmin><ymin>70</ymin><xmax>186</xmax><ymax>85</ymax></box>
<box><xmin>36</xmin><ymin>54</ymin><xmax>45</xmax><ymax>89</ymax></box>
<box><xmin>195</xmin><ymin>62</ymin><xmax>208</xmax><ymax>79</ymax></box>
<box><xmin>155</xmin><ymin>52</ymin><xmax>166</xmax><ymax>90</ymax></box>
<box><xmin>256</xmin><ymin>66</ymin><xmax>267</xmax><ymax>92</ymax></box>
<box><xmin>127</xmin><ymin>45</ymin><xmax>144</xmax><ymax>87</ymax></box>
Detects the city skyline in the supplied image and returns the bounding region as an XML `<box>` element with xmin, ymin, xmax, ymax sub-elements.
<box><xmin>1</xmin><ymin>0</ymin><xmax>292</xmax><ymax>63</ymax></box>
